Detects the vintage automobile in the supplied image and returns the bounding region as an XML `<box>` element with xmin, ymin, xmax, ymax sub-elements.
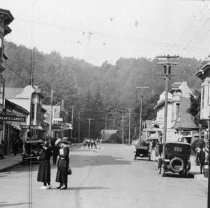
<box><xmin>22</xmin><ymin>139</ymin><xmax>43</xmax><ymax>163</ymax></box>
<box><xmin>134</xmin><ymin>143</ymin><xmax>151</xmax><ymax>160</ymax></box>
<box><xmin>161</xmin><ymin>142</ymin><xmax>191</xmax><ymax>177</ymax></box>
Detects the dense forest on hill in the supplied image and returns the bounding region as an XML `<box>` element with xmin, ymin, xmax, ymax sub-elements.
<box><xmin>3</xmin><ymin>41</ymin><xmax>202</xmax><ymax>140</ymax></box>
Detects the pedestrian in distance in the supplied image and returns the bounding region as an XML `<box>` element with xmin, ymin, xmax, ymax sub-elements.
<box><xmin>56</xmin><ymin>137</ymin><xmax>70</xmax><ymax>190</ymax></box>
<box><xmin>154</xmin><ymin>141</ymin><xmax>160</xmax><ymax>161</ymax></box>
<box><xmin>87</xmin><ymin>139</ymin><xmax>91</xmax><ymax>149</ymax></box>
<box><xmin>37</xmin><ymin>141</ymin><xmax>52</xmax><ymax>189</ymax></box>
<box><xmin>198</xmin><ymin>148</ymin><xmax>205</xmax><ymax>174</ymax></box>
<box><xmin>90</xmin><ymin>139</ymin><xmax>94</xmax><ymax>149</ymax></box>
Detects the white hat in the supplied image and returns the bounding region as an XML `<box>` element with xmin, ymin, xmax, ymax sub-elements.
<box><xmin>55</xmin><ymin>138</ymin><xmax>62</xmax><ymax>145</ymax></box>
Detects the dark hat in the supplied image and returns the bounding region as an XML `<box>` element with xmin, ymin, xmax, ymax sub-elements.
<box><xmin>61</xmin><ymin>137</ymin><xmax>68</xmax><ymax>144</ymax></box>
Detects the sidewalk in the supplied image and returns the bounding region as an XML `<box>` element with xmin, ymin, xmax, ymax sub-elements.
<box><xmin>190</xmin><ymin>155</ymin><xmax>208</xmax><ymax>187</ymax></box>
<box><xmin>0</xmin><ymin>154</ymin><xmax>22</xmax><ymax>173</ymax></box>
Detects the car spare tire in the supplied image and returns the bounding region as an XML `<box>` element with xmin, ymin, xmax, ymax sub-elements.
<box><xmin>169</xmin><ymin>157</ymin><xmax>184</xmax><ymax>173</ymax></box>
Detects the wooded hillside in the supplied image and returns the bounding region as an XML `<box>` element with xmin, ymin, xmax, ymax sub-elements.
<box><xmin>3</xmin><ymin>41</ymin><xmax>202</xmax><ymax>139</ymax></box>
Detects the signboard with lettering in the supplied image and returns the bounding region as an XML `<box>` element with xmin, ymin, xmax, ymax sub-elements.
<box><xmin>0</xmin><ymin>114</ymin><xmax>26</xmax><ymax>122</ymax></box>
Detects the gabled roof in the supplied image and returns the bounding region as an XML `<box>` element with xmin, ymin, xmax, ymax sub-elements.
<box><xmin>0</xmin><ymin>8</ymin><xmax>14</xmax><ymax>25</ymax></box>
<box><xmin>174</xmin><ymin>96</ymin><xmax>198</xmax><ymax>130</ymax></box>
<box><xmin>5</xmin><ymin>99</ymin><xmax>29</xmax><ymax>115</ymax></box>
<box><xmin>195</xmin><ymin>61</ymin><xmax>210</xmax><ymax>80</ymax></box>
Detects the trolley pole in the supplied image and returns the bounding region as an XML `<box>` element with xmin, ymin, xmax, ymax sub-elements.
<box><xmin>157</xmin><ymin>55</ymin><xmax>179</xmax><ymax>156</ymax></box>
<box><xmin>136</xmin><ymin>87</ymin><xmax>149</xmax><ymax>145</ymax></box>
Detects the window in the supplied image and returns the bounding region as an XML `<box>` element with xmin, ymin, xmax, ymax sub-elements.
<box><xmin>176</xmin><ymin>103</ymin><xmax>180</xmax><ymax>117</ymax></box>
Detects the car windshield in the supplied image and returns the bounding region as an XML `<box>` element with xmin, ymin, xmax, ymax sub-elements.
<box><xmin>25</xmin><ymin>143</ymin><xmax>42</xmax><ymax>154</ymax></box>
<box><xmin>165</xmin><ymin>144</ymin><xmax>191</xmax><ymax>155</ymax></box>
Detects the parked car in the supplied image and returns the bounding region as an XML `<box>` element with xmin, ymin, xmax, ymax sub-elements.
<box><xmin>161</xmin><ymin>142</ymin><xmax>191</xmax><ymax>177</ymax></box>
<box><xmin>22</xmin><ymin>139</ymin><xmax>43</xmax><ymax>163</ymax></box>
<box><xmin>134</xmin><ymin>141</ymin><xmax>151</xmax><ymax>160</ymax></box>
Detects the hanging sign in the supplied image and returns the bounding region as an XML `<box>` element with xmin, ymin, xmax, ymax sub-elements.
<box><xmin>0</xmin><ymin>114</ymin><xmax>26</xmax><ymax>122</ymax></box>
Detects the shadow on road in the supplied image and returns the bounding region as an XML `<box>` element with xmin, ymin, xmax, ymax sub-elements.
<box><xmin>0</xmin><ymin>202</ymin><xmax>28</xmax><ymax>207</ymax></box>
<box><xmin>70</xmin><ymin>154</ymin><xmax>132</xmax><ymax>168</ymax></box>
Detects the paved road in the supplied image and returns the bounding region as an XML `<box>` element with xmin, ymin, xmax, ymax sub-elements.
<box><xmin>0</xmin><ymin>144</ymin><xmax>208</xmax><ymax>208</ymax></box>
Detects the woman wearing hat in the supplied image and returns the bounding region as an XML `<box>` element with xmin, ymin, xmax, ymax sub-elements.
<box><xmin>37</xmin><ymin>141</ymin><xmax>52</xmax><ymax>189</ymax></box>
<box><xmin>56</xmin><ymin>137</ymin><xmax>69</xmax><ymax>190</ymax></box>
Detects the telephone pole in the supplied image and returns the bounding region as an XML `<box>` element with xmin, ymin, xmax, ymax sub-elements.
<box><xmin>126</xmin><ymin>108</ymin><xmax>134</xmax><ymax>145</ymax></box>
<box><xmin>157</xmin><ymin>55</ymin><xmax>179</xmax><ymax>156</ymax></box>
<box><xmin>136</xmin><ymin>86</ymin><xmax>149</xmax><ymax>145</ymax></box>
<box><xmin>87</xmin><ymin>118</ymin><xmax>94</xmax><ymax>139</ymax></box>
<box><xmin>71</xmin><ymin>105</ymin><xmax>74</xmax><ymax>140</ymax></box>
<box><xmin>78</xmin><ymin>111</ymin><xmax>81</xmax><ymax>142</ymax></box>
<box><xmin>121</xmin><ymin>115</ymin><xmax>126</xmax><ymax>144</ymax></box>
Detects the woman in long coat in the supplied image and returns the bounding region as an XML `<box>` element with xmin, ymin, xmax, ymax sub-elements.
<box><xmin>37</xmin><ymin>141</ymin><xmax>52</xmax><ymax>189</ymax></box>
<box><xmin>56</xmin><ymin>137</ymin><xmax>69</xmax><ymax>190</ymax></box>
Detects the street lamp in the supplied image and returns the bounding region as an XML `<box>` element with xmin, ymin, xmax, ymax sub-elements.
<box><xmin>136</xmin><ymin>87</ymin><xmax>149</xmax><ymax>145</ymax></box>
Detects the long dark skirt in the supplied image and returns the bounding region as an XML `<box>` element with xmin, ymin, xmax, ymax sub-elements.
<box><xmin>37</xmin><ymin>160</ymin><xmax>51</xmax><ymax>183</ymax></box>
<box><xmin>56</xmin><ymin>159</ymin><xmax>68</xmax><ymax>184</ymax></box>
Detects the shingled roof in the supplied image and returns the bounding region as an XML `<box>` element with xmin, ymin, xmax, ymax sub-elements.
<box><xmin>174</xmin><ymin>96</ymin><xmax>198</xmax><ymax>130</ymax></box>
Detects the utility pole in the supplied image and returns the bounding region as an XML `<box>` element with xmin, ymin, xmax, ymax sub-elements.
<box><xmin>157</xmin><ymin>55</ymin><xmax>179</xmax><ymax>156</ymax></box>
<box><xmin>30</xmin><ymin>48</ymin><xmax>34</xmax><ymax>87</ymax></box>
<box><xmin>78</xmin><ymin>111</ymin><xmax>80</xmax><ymax>142</ymax></box>
<box><xmin>87</xmin><ymin>118</ymin><xmax>94</xmax><ymax>139</ymax></box>
<box><xmin>121</xmin><ymin>115</ymin><xmax>126</xmax><ymax>144</ymax></box>
<box><xmin>136</xmin><ymin>86</ymin><xmax>149</xmax><ymax>145</ymax></box>
<box><xmin>126</xmin><ymin>108</ymin><xmax>134</xmax><ymax>145</ymax></box>
<box><xmin>49</xmin><ymin>89</ymin><xmax>54</xmax><ymax>137</ymax></box>
<box><xmin>71</xmin><ymin>105</ymin><xmax>74</xmax><ymax>140</ymax></box>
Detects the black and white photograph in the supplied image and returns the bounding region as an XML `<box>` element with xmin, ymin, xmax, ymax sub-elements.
<box><xmin>0</xmin><ymin>0</ymin><xmax>209</xmax><ymax>207</ymax></box>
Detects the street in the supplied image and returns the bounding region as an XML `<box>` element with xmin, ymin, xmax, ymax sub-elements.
<box><xmin>0</xmin><ymin>144</ymin><xmax>208</xmax><ymax>208</ymax></box>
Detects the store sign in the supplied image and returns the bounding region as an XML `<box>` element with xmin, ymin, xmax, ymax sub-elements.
<box><xmin>20</xmin><ymin>125</ymin><xmax>29</xmax><ymax>129</ymax></box>
<box><xmin>0</xmin><ymin>114</ymin><xmax>26</xmax><ymax>122</ymax></box>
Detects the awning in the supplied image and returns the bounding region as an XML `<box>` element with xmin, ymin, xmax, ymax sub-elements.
<box><xmin>30</xmin><ymin>126</ymin><xmax>43</xmax><ymax>130</ymax></box>
<box><xmin>6</xmin><ymin>122</ymin><xmax>21</xmax><ymax>130</ymax></box>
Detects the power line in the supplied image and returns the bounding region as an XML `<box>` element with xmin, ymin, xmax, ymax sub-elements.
<box><xmin>4</xmin><ymin>62</ymin><xmax>29</xmax><ymax>84</ymax></box>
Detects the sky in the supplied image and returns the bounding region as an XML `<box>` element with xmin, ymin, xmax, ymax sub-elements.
<box><xmin>1</xmin><ymin>0</ymin><xmax>210</xmax><ymax>66</ymax></box>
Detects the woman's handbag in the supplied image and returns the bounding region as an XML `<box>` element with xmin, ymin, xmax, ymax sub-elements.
<box><xmin>68</xmin><ymin>167</ymin><xmax>72</xmax><ymax>175</ymax></box>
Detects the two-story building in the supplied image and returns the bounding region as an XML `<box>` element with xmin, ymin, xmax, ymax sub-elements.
<box><xmin>195</xmin><ymin>61</ymin><xmax>210</xmax><ymax>161</ymax></box>
<box><xmin>152</xmin><ymin>81</ymin><xmax>198</xmax><ymax>143</ymax></box>
<box><xmin>5</xmin><ymin>85</ymin><xmax>45</xmax><ymax>141</ymax></box>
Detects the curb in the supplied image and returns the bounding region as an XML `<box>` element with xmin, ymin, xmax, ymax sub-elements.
<box><xmin>0</xmin><ymin>161</ymin><xmax>23</xmax><ymax>173</ymax></box>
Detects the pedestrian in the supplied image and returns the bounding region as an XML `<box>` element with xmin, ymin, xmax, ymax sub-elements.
<box><xmin>56</xmin><ymin>137</ymin><xmax>70</xmax><ymax>190</ymax></box>
<box><xmin>12</xmin><ymin>139</ymin><xmax>19</xmax><ymax>156</ymax></box>
<box><xmin>199</xmin><ymin>148</ymin><xmax>206</xmax><ymax>174</ymax></box>
<box><xmin>52</xmin><ymin>138</ymin><xmax>61</xmax><ymax>165</ymax></box>
<box><xmin>87</xmin><ymin>139</ymin><xmax>91</xmax><ymax>149</ymax></box>
<box><xmin>154</xmin><ymin>142</ymin><xmax>160</xmax><ymax>161</ymax></box>
<box><xmin>159</xmin><ymin>141</ymin><xmax>163</xmax><ymax>157</ymax></box>
<box><xmin>90</xmin><ymin>139</ymin><xmax>94</xmax><ymax>149</ymax></box>
<box><xmin>37</xmin><ymin>141</ymin><xmax>52</xmax><ymax>189</ymax></box>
